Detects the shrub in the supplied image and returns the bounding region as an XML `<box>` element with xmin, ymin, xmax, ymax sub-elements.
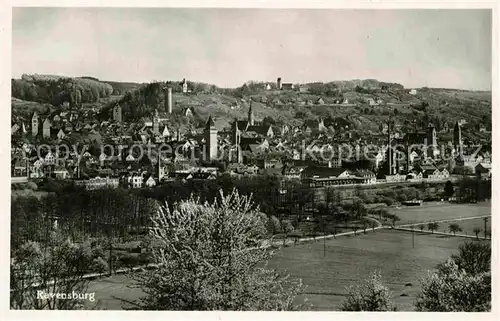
<box><xmin>381</xmin><ymin>197</ymin><xmax>394</xmax><ymax>206</ymax></box>
<box><xmin>27</xmin><ymin>182</ymin><xmax>38</xmax><ymax>191</ymax></box>
<box><xmin>415</xmin><ymin>259</ymin><xmax>490</xmax><ymax>312</ymax></box>
<box><xmin>449</xmin><ymin>242</ymin><xmax>490</xmax><ymax>275</ymax></box>
<box><xmin>93</xmin><ymin>257</ymin><xmax>108</xmax><ymax>275</ymax></box>
<box><xmin>341</xmin><ymin>270</ymin><xmax>394</xmax><ymax>311</ymax></box>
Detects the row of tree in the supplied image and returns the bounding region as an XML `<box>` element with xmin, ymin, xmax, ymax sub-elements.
<box><xmin>11</xmin><ymin>187</ymin><xmax>157</xmax><ymax>251</ymax></box>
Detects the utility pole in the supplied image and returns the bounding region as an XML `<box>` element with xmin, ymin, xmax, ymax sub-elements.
<box><xmin>323</xmin><ymin>229</ymin><xmax>326</xmax><ymax>257</ymax></box>
<box><xmin>412</xmin><ymin>224</ymin><xmax>415</xmax><ymax>249</ymax></box>
<box><xmin>323</xmin><ymin>218</ymin><xmax>326</xmax><ymax>257</ymax></box>
<box><xmin>484</xmin><ymin>217</ymin><xmax>488</xmax><ymax>239</ymax></box>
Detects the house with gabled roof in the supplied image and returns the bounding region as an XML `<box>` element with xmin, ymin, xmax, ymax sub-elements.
<box><xmin>12</xmin><ymin>158</ymin><xmax>27</xmax><ymax>177</ymax></box>
<box><xmin>475</xmin><ymin>163</ymin><xmax>491</xmax><ymax>178</ymax></box>
<box><xmin>183</xmin><ymin>107</ymin><xmax>195</xmax><ymax>118</ymax></box>
<box><xmin>44</xmin><ymin>151</ymin><xmax>56</xmax><ymax>165</ymax></box>
<box><xmin>145</xmin><ymin>176</ymin><xmax>157</xmax><ymax>187</ymax></box>
<box><xmin>406</xmin><ymin>169</ymin><xmax>424</xmax><ymax>182</ymax></box>
<box><xmin>161</xmin><ymin>125</ymin><xmax>170</xmax><ymax>137</ymax></box>
<box><xmin>354</xmin><ymin>170</ymin><xmax>376</xmax><ymax>184</ymax></box>
<box><xmin>282</xmin><ymin>165</ymin><xmax>307</xmax><ymax>179</ymax></box>
<box><xmin>42</xmin><ymin>118</ymin><xmax>52</xmax><ymax>138</ymax></box>
<box><xmin>57</xmin><ymin>129</ymin><xmax>66</xmax><ymax>140</ymax></box>
<box><xmin>301</xmin><ymin>166</ymin><xmax>365</xmax><ymax>187</ymax></box>
<box><xmin>246</xmin><ymin>125</ymin><xmax>274</xmax><ymax>138</ymax></box>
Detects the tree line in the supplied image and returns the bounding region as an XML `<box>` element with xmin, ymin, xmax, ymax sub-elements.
<box><xmin>12</xmin><ymin>74</ymin><xmax>113</xmax><ymax>107</ymax></box>
<box><xmin>15</xmin><ymin>175</ymin><xmax>488</xmax><ymax>253</ymax></box>
<box><xmin>11</xmin><ymin>187</ymin><xmax>157</xmax><ymax>251</ymax></box>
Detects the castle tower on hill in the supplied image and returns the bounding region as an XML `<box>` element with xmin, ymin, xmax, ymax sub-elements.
<box><xmin>164</xmin><ymin>87</ymin><xmax>173</xmax><ymax>114</ymax></box>
<box><xmin>248</xmin><ymin>102</ymin><xmax>254</xmax><ymax>126</ymax></box>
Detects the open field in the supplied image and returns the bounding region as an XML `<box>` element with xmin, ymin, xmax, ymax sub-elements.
<box><xmin>85</xmin><ymin>229</ymin><xmax>486</xmax><ymax>311</ymax></box>
<box><xmin>389</xmin><ymin>201</ymin><xmax>491</xmax><ymax>225</ymax></box>
<box><xmin>431</xmin><ymin>217</ymin><xmax>491</xmax><ymax>237</ymax></box>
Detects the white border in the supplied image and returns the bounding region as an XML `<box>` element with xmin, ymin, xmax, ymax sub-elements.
<box><xmin>1</xmin><ymin>1</ymin><xmax>498</xmax><ymax>321</ymax></box>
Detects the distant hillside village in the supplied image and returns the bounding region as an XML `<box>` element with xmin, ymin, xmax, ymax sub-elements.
<box><xmin>11</xmin><ymin>76</ymin><xmax>492</xmax><ymax>191</ymax></box>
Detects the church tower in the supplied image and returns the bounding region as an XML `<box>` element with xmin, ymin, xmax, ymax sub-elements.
<box><xmin>453</xmin><ymin>121</ymin><xmax>463</xmax><ymax>159</ymax></box>
<box><xmin>113</xmin><ymin>105</ymin><xmax>122</xmax><ymax>123</ymax></box>
<box><xmin>204</xmin><ymin>116</ymin><xmax>218</xmax><ymax>162</ymax></box>
<box><xmin>426</xmin><ymin>123</ymin><xmax>437</xmax><ymax>159</ymax></box>
<box><xmin>31</xmin><ymin>112</ymin><xmax>39</xmax><ymax>136</ymax></box>
<box><xmin>152</xmin><ymin>109</ymin><xmax>160</xmax><ymax>135</ymax></box>
<box><xmin>248</xmin><ymin>102</ymin><xmax>254</xmax><ymax>126</ymax></box>
<box><xmin>232</xmin><ymin>119</ymin><xmax>242</xmax><ymax>163</ymax></box>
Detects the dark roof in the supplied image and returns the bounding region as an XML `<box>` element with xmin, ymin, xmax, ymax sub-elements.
<box><xmin>240</xmin><ymin>137</ymin><xmax>261</xmax><ymax>146</ymax></box>
<box><xmin>354</xmin><ymin>170</ymin><xmax>375</xmax><ymax>177</ymax></box>
<box><xmin>404</xmin><ymin>132</ymin><xmax>426</xmax><ymax>144</ymax></box>
<box><xmin>301</xmin><ymin>166</ymin><xmax>350</xmax><ymax>179</ymax></box>
<box><xmin>236</xmin><ymin>120</ymin><xmax>249</xmax><ymax>131</ymax></box>
<box><xmin>246</xmin><ymin>125</ymin><xmax>271</xmax><ymax>136</ymax></box>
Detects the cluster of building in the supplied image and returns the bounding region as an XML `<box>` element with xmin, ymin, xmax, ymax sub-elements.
<box><xmin>11</xmin><ymin>78</ymin><xmax>491</xmax><ymax>191</ymax></box>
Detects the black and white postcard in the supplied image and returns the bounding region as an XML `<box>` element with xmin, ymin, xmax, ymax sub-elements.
<box><xmin>1</xmin><ymin>1</ymin><xmax>498</xmax><ymax>320</ymax></box>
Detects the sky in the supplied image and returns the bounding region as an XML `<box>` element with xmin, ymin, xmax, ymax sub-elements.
<box><xmin>12</xmin><ymin>8</ymin><xmax>492</xmax><ymax>90</ymax></box>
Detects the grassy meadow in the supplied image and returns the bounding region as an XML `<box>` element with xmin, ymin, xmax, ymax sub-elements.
<box><xmin>86</xmin><ymin>229</ymin><xmax>487</xmax><ymax>311</ymax></box>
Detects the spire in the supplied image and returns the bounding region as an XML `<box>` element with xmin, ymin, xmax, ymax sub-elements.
<box><xmin>232</xmin><ymin>118</ymin><xmax>239</xmax><ymax>131</ymax></box>
<box><xmin>205</xmin><ymin>116</ymin><xmax>215</xmax><ymax>130</ymax></box>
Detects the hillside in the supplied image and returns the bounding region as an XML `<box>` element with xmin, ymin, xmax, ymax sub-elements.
<box><xmin>107</xmin><ymin>82</ymin><xmax>491</xmax><ymax>137</ymax></box>
<box><xmin>11</xmin><ymin>76</ymin><xmax>492</xmax><ymax>142</ymax></box>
